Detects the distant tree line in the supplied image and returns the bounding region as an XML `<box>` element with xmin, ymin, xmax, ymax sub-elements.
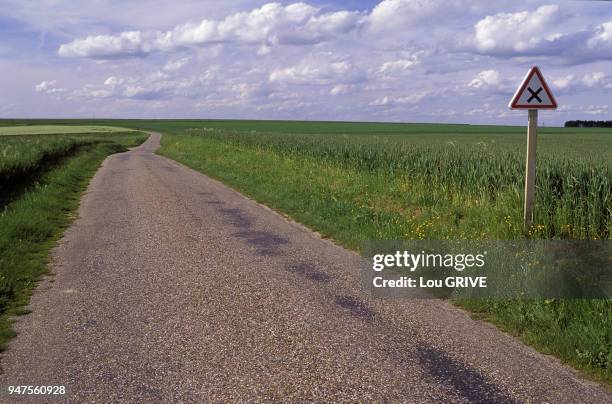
<box><xmin>564</xmin><ymin>120</ymin><xmax>612</xmax><ymax>128</ymax></box>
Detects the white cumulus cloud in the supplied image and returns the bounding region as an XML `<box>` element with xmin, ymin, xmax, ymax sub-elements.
<box><xmin>35</xmin><ymin>80</ymin><xmax>66</xmax><ymax>94</ymax></box>
<box><xmin>368</xmin><ymin>0</ymin><xmax>451</xmax><ymax>31</ymax></box>
<box><xmin>468</xmin><ymin>70</ymin><xmax>501</xmax><ymax>89</ymax></box>
<box><xmin>467</xmin><ymin>8</ymin><xmax>612</xmax><ymax>63</ymax></box>
<box><xmin>58</xmin><ymin>3</ymin><xmax>362</xmax><ymax>58</ymax></box>
<box><xmin>329</xmin><ymin>84</ymin><xmax>351</xmax><ymax>96</ymax></box>
<box><xmin>472</xmin><ymin>5</ymin><xmax>561</xmax><ymax>54</ymax></box>
<box><xmin>59</xmin><ymin>31</ymin><xmax>146</xmax><ymax>58</ymax></box>
<box><xmin>552</xmin><ymin>72</ymin><xmax>608</xmax><ymax>93</ymax></box>
<box><xmin>378</xmin><ymin>56</ymin><xmax>419</xmax><ymax>76</ymax></box>
<box><xmin>163</xmin><ymin>57</ymin><xmax>190</xmax><ymax>72</ymax></box>
<box><xmin>269</xmin><ymin>58</ymin><xmax>363</xmax><ymax>85</ymax></box>
<box><xmin>584</xmin><ymin>104</ymin><xmax>609</xmax><ymax>115</ymax></box>
<box><xmin>370</xmin><ymin>92</ymin><xmax>428</xmax><ymax>106</ymax></box>
<box><xmin>587</xmin><ymin>20</ymin><xmax>612</xmax><ymax>48</ymax></box>
<box><xmin>582</xmin><ymin>72</ymin><xmax>606</xmax><ymax>87</ymax></box>
<box><xmin>35</xmin><ymin>80</ymin><xmax>56</xmax><ymax>92</ymax></box>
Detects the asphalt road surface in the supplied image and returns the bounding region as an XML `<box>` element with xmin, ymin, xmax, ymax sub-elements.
<box><xmin>1</xmin><ymin>133</ymin><xmax>609</xmax><ymax>402</ymax></box>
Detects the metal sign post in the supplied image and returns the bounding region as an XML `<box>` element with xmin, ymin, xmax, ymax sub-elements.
<box><xmin>509</xmin><ymin>66</ymin><xmax>557</xmax><ymax>230</ymax></box>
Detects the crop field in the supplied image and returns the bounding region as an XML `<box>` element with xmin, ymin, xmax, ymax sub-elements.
<box><xmin>180</xmin><ymin>128</ymin><xmax>610</xmax><ymax>239</ymax></box>
<box><xmin>0</xmin><ymin>128</ymin><xmax>147</xmax><ymax>346</ymax></box>
<box><xmin>0</xmin><ymin>125</ymin><xmax>134</xmax><ymax>136</ymax></box>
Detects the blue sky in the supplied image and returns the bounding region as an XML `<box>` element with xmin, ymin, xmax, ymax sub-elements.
<box><xmin>1</xmin><ymin>0</ymin><xmax>611</xmax><ymax>125</ymax></box>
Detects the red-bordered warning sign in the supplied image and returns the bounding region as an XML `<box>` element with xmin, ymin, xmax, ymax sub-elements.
<box><xmin>509</xmin><ymin>66</ymin><xmax>557</xmax><ymax>109</ymax></box>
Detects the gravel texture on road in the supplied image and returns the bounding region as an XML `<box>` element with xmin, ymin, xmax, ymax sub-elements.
<box><xmin>1</xmin><ymin>133</ymin><xmax>609</xmax><ymax>402</ymax></box>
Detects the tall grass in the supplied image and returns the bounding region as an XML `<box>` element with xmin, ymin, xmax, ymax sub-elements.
<box><xmin>1</xmin><ymin>137</ymin><xmax>86</xmax><ymax>203</ymax></box>
<box><xmin>185</xmin><ymin>129</ymin><xmax>611</xmax><ymax>240</ymax></box>
<box><xmin>0</xmin><ymin>132</ymin><xmax>147</xmax><ymax>347</ymax></box>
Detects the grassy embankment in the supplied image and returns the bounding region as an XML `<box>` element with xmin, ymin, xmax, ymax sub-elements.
<box><xmin>0</xmin><ymin>128</ymin><xmax>147</xmax><ymax>347</ymax></box>
<box><xmin>136</xmin><ymin>120</ymin><xmax>611</xmax><ymax>384</ymax></box>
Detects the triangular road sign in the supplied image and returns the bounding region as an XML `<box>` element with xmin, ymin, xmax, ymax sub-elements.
<box><xmin>509</xmin><ymin>66</ymin><xmax>557</xmax><ymax>109</ymax></box>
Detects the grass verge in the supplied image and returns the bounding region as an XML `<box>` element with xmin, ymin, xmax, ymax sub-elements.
<box><xmin>0</xmin><ymin>134</ymin><xmax>146</xmax><ymax>348</ymax></box>
<box><xmin>157</xmin><ymin>132</ymin><xmax>611</xmax><ymax>386</ymax></box>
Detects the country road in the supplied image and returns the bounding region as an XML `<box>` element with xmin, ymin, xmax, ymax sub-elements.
<box><xmin>1</xmin><ymin>133</ymin><xmax>609</xmax><ymax>402</ymax></box>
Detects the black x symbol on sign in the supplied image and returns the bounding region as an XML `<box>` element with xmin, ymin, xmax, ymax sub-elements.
<box><xmin>527</xmin><ymin>87</ymin><xmax>543</xmax><ymax>103</ymax></box>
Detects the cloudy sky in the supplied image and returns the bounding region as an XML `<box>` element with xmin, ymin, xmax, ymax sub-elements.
<box><xmin>1</xmin><ymin>0</ymin><xmax>611</xmax><ymax>125</ymax></box>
